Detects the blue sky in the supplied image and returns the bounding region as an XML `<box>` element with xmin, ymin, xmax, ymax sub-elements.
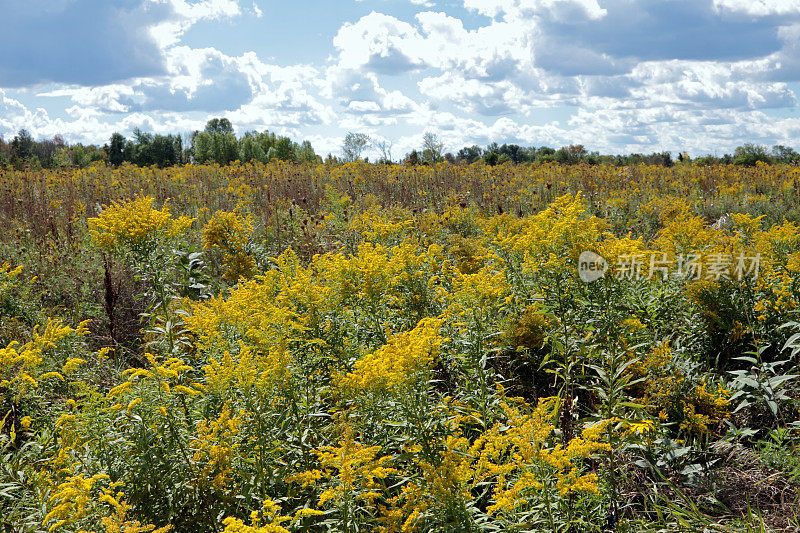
<box><xmin>2</xmin><ymin>0</ymin><xmax>800</xmax><ymax>158</ymax></box>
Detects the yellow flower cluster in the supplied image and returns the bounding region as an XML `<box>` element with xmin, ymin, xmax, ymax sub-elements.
<box><xmin>44</xmin><ymin>473</ymin><xmax>108</xmax><ymax>531</ymax></box>
<box><xmin>218</xmin><ymin>498</ymin><xmax>304</xmax><ymax>533</ymax></box>
<box><xmin>8</xmin><ymin>160</ymin><xmax>800</xmax><ymax>531</ymax></box>
<box><xmin>0</xmin><ymin>262</ymin><xmax>25</xmax><ymax>302</ymax></box>
<box><xmin>0</xmin><ymin>318</ymin><xmax>85</xmax><ymax>399</ymax></box>
<box><xmin>88</xmin><ymin>196</ymin><xmax>193</xmax><ymax>254</ymax></box>
<box><xmin>337</xmin><ymin>317</ymin><xmax>442</xmax><ymax>393</ymax></box>
<box><xmin>45</xmin><ymin>473</ymin><xmax>164</xmax><ymax>533</ymax></box>
<box><xmin>203</xmin><ymin>210</ymin><xmax>256</xmax><ymax>282</ymax></box>
<box><xmin>628</xmin><ymin>342</ymin><xmax>730</xmax><ymax>439</ymax></box>
<box><xmin>297</xmin><ymin>427</ymin><xmax>397</xmax><ymax>508</ymax></box>
<box><xmin>191</xmin><ymin>404</ymin><xmax>244</xmax><ymax>490</ymax></box>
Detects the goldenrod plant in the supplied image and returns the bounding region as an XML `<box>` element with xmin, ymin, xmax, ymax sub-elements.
<box><xmin>0</xmin><ymin>161</ymin><xmax>798</xmax><ymax>531</ymax></box>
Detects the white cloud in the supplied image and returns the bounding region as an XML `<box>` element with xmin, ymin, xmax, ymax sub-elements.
<box><xmin>332</xmin><ymin>12</ymin><xmax>426</xmax><ymax>73</ymax></box>
<box><xmin>4</xmin><ymin>0</ymin><xmax>800</xmax><ymax>157</ymax></box>
<box><xmin>0</xmin><ymin>1</ymin><xmax>169</xmax><ymax>87</ymax></box>
<box><xmin>0</xmin><ymin>90</ymin><xmax>28</xmax><ymax>136</ymax></box>
<box><xmin>713</xmin><ymin>0</ymin><xmax>800</xmax><ymax>16</ymax></box>
<box><xmin>150</xmin><ymin>0</ymin><xmax>243</xmax><ymax>47</ymax></box>
<box><xmin>39</xmin><ymin>85</ymin><xmax>137</xmax><ymax>113</ymax></box>
<box><xmin>418</xmin><ymin>73</ymin><xmax>530</xmax><ymax>115</ymax></box>
<box><xmin>462</xmin><ymin>0</ymin><xmax>606</xmax><ymax>21</ymax></box>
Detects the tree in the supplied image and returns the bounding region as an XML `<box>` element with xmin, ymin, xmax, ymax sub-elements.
<box><xmin>296</xmin><ymin>140</ymin><xmax>320</xmax><ymax>163</ymax></box>
<box><xmin>422</xmin><ymin>132</ymin><xmax>445</xmax><ymax>163</ymax></box>
<box><xmin>11</xmin><ymin>129</ymin><xmax>35</xmax><ymax>163</ymax></box>
<box><xmin>193</xmin><ymin>132</ymin><xmax>214</xmax><ymax>164</ymax></box>
<box><xmin>497</xmin><ymin>143</ymin><xmax>526</xmax><ymax>163</ymax></box>
<box><xmin>456</xmin><ymin>145</ymin><xmax>483</xmax><ymax>164</ymax></box>
<box><xmin>239</xmin><ymin>130</ymin><xmax>275</xmax><ymax>163</ymax></box>
<box><xmin>204</xmin><ymin>118</ymin><xmax>234</xmax><ymax>136</ymax></box>
<box><xmin>483</xmin><ymin>152</ymin><xmax>499</xmax><ymax>166</ymax></box>
<box><xmin>108</xmin><ymin>133</ymin><xmax>126</xmax><ymax>167</ymax></box>
<box><xmin>240</xmin><ymin>135</ymin><xmax>267</xmax><ymax>163</ymax></box>
<box><xmin>272</xmin><ymin>136</ymin><xmax>295</xmax><ymax>162</ymax></box>
<box><xmin>32</xmin><ymin>136</ymin><xmax>65</xmax><ymax>168</ymax></box>
<box><xmin>148</xmin><ymin>134</ymin><xmax>181</xmax><ymax>167</ymax></box>
<box><xmin>373</xmin><ymin>138</ymin><xmax>393</xmax><ymax>164</ymax></box>
<box><xmin>405</xmin><ymin>149</ymin><xmax>421</xmax><ymax>165</ymax></box>
<box><xmin>554</xmin><ymin>144</ymin><xmax>587</xmax><ymax>164</ymax></box>
<box><xmin>0</xmin><ymin>137</ymin><xmax>8</xmax><ymax>167</ymax></box>
<box><xmin>535</xmin><ymin>146</ymin><xmax>556</xmax><ymax>163</ymax></box>
<box><xmin>733</xmin><ymin>143</ymin><xmax>771</xmax><ymax>166</ymax></box>
<box><xmin>193</xmin><ymin>120</ymin><xmax>239</xmax><ymax>165</ymax></box>
<box><xmin>342</xmin><ymin>132</ymin><xmax>370</xmax><ymax>162</ymax></box>
<box><xmin>772</xmin><ymin>144</ymin><xmax>799</xmax><ymax>164</ymax></box>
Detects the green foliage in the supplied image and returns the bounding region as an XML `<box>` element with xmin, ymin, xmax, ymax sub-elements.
<box><xmin>108</xmin><ymin>133</ymin><xmax>126</xmax><ymax>167</ymax></box>
<box><xmin>422</xmin><ymin>132</ymin><xmax>445</xmax><ymax>164</ymax></box>
<box><xmin>193</xmin><ymin>130</ymin><xmax>239</xmax><ymax>165</ymax></box>
<box><xmin>1</xmin><ymin>164</ymin><xmax>800</xmax><ymax>531</ymax></box>
<box><xmin>734</xmin><ymin>143</ymin><xmax>772</xmax><ymax>166</ymax></box>
<box><xmin>342</xmin><ymin>132</ymin><xmax>370</xmax><ymax>162</ymax></box>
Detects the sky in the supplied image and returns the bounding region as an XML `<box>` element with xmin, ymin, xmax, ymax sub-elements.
<box><xmin>2</xmin><ymin>0</ymin><xmax>800</xmax><ymax>159</ymax></box>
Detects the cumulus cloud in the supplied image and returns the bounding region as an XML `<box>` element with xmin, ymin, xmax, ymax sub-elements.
<box><xmin>150</xmin><ymin>0</ymin><xmax>243</xmax><ymax>47</ymax></box>
<box><xmin>418</xmin><ymin>73</ymin><xmax>530</xmax><ymax>115</ymax></box>
<box><xmin>0</xmin><ymin>0</ymin><xmax>246</xmax><ymax>88</ymax></box>
<box><xmin>325</xmin><ymin>66</ymin><xmax>419</xmax><ymax>119</ymax></box>
<box><xmin>332</xmin><ymin>12</ymin><xmax>426</xmax><ymax>73</ymax></box>
<box><xmin>461</xmin><ymin>0</ymin><xmax>606</xmax><ymax>20</ymax></box>
<box><xmin>135</xmin><ymin>46</ymin><xmax>255</xmax><ymax>111</ymax></box>
<box><xmin>0</xmin><ymin>90</ymin><xmax>29</xmax><ymax>136</ymax></box>
<box><xmin>38</xmin><ymin>85</ymin><xmax>137</xmax><ymax>113</ymax></box>
<box><xmin>0</xmin><ymin>1</ymin><xmax>168</xmax><ymax>87</ymax></box>
<box><xmin>713</xmin><ymin>0</ymin><xmax>800</xmax><ymax>17</ymax></box>
<box><xmin>3</xmin><ymin>0</ymin><xmax>800</xmax><ymax>156</ymax></box>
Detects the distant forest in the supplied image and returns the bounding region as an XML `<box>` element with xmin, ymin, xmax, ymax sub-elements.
<box><xmin>1</xmin><ymin>117</ymin><xmax>798</xmax><ymax>169</ymax></box>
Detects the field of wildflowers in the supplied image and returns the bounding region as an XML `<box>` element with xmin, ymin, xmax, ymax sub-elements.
<box><xmin>1</xmin><ymin>160</ymin><xmax>799</xmax><ymax>532</ymax></box>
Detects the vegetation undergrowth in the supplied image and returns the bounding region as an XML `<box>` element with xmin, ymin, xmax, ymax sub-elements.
<box><xmin>1</xmin><ymin>160</ymin><xmax>799</xmax><ymax>532</ymax></box>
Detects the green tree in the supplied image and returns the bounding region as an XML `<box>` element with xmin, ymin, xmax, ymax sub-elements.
<box><xmin>193</xmin><ymin>132</ymin><xmax>213</xmax><ymax>164</ymax></box>
<box><xmin>422</xmin><ymin>132</ymin><xmax>445</xmax><ymax>163</ymax></box>
<box><xmin>342</xmin><ymin>132</ymin><xmax>370</xmax><ymax>162</ymax></box>
<box><xmin>295</xmin><ymin>140</ymin><xmax>320</xmax><ymax>163</ymax></box>
<box><xmin>535</xmin><ymin>146</ymin><xmax>557</xmax><ymax>162</ymax></box>
<box><xmin>733</xmin><ymin>143</ymin><xmax>772</xmax><ymax>166</ymax></box>
<box><xmin>0</xmin><ymin>137</ymin><xmax>8</xmax><ymax>167</ymax></box>
<box><xmin>204</xmin><ymin>117</ymin><xmax>234</xmax><ymax>136</ymax></box>
<box><xmin>404</xmin><ymin>149</ymin><xmax>421</xmax><ymax>165</ymax></box>
<box><xmin>192</xmin><ymin>130</ymin><xmax>239</xmax><ymax>165</ymax></box>
<box><xmin>32</xmin><ymin>136</ymin><xmax>65</xmax><ymax>168</ymax></box>
<box><xmin>11</xmin><ymin>129</ymin><xmax>36</xmax><ymax>166</ymax></box>
<box><xmin>272</xmin><ymin>136</ymin><xmax>295</xmax><ymax>161</ymax></box>
<box><xmin>240</xmin><ymin>134</ymin><xmax>267</xmax><ymax>163</ymax></box>
<box><xmin>772</xmin><ymin>144</ymin><xmax>799</xmax><ymax>164</ymax></box>
<box><xmin>483</xmin><ymin>151</ymin><xmax>499</xmax><ymax>166</ymax></box>
<box><xmin>108</xmin><ymin>133</ymin><xmax>126</xmax><ymax>167</ymax></box>
<box><xmin>456</xmin><ymin>145</ymin><xmax>483</xmax><ymax>164</ymax></box>
<box><xmin>555</xmin><ymin>144</ymin><xmax>587</xmax><ymax>164</ymax></box>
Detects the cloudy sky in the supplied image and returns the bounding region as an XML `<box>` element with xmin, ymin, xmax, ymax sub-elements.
<box><xmin>2</xmin><ymin>0</ymin><xmax>800</xmax><ymax>158</ymax></box>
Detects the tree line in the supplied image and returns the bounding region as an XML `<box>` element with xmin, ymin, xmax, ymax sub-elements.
<box><xmin>0</xmin><ymin>118</ymin><xmax>321</xmax><ymax>170</ymax></box>
<box><xmin>335</xmin><ymin>131</ymin><xmax>800</xmax><ymax>167</ymax></box>
<box><xmin>1</xmin><ymin>118</ymin><xmax>798</xmax><ymax>169</ymax></box>
<box><xmin>395</xmin><ymin>134</ymin><xmax>799</xmax><ymax>167</ymax></box>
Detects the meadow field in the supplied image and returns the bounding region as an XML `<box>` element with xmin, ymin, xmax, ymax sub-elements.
<box><xmin>1</xmin><ymin>161</ymin><xmax>799</xmax><ymax>532</ymax></box>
